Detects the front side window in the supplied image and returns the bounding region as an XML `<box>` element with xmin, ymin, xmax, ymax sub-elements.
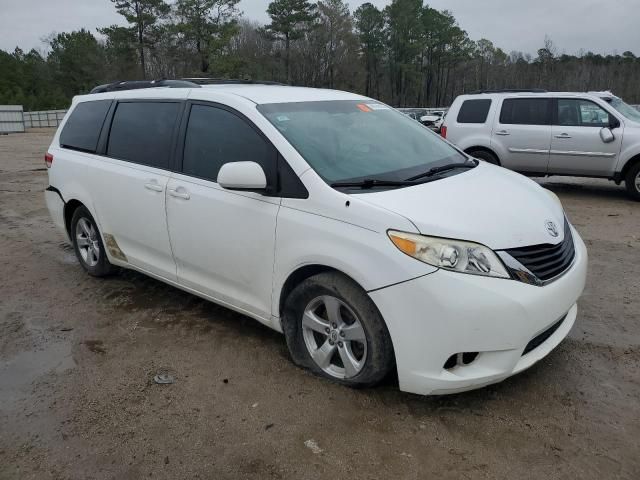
<box><xmin>556</xmin><ymin>99</ymin><xmax>611</xmax><ymax>127</ymax></box>
<box><xmin>258</xmin><ymin>100</ymin><xmax>466</xmax><ymax>184</ymax></box>
<box><xmin>107</xmin><ymin>102</ymin><xmax>180</xmax><ymax>169</ymax></box>
<box><xmin>59</xmin><ymin>100</ymin><xmax>111</xmax><ymax>153</ymax></box>
<box><xmin>182</xmin><ymin>105</ymin><xmax>271</xmax><ymax>182</ymax></box>
<box><xmin>499</xmin><ymin>98</ymin><xmax>551</xmax><ymax>125</ymax></box>
<box><xmin>457</xmin><ymin>99</ymin><xmax>492</xmax><ymax>123</ymax></box>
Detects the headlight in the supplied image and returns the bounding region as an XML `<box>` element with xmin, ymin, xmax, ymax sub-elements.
<box><xmin>388</xmin><ymin>230</ymin><xmax>510</xmax><ymax>278</ymax></box>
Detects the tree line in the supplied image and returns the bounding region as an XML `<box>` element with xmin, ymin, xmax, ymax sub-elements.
<box><xmin>1</xmin><ymin>0</ymin><xmax>640</xmax><ymax>111</ymax></box>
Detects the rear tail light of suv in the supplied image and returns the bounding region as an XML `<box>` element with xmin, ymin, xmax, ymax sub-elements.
<box><xmin>45</xmin><ymin>153</ymin><xmax>53</xmax><ymax>168</ymax></box>
<box><xmin>440</xmin><ymin>125</ymin><xmax>447</xmax><ymax>139</ymax></box>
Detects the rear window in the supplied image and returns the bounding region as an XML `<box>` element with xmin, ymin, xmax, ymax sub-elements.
<box><xmin>500</xmin><ymin>98</ymin><xmax>551</xmax><ymax>125</ymax></box>
<box><xmin>59</xmin><ymin>100</ymin><xmax>111</xmax><ymax>153</ymax></box>
<box><xmin>107</xmin><ymin>102</ymin><xmax>180</xmax><ymax>169</ymax></box>
<box><xmin>457</xmin><ymin>99</ymin><xmax>491</xmax><ymax>123</ymax></box>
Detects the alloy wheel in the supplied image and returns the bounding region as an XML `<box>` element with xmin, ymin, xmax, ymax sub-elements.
<box><xmin>301</xmin><ymin>295</ymin><xmax>368</xmax><ymax>379</ymax></box>
<box><xmin>75</xmin><ymin>217</ymin><xmax>100</xmax><ymax>267</ymax></box>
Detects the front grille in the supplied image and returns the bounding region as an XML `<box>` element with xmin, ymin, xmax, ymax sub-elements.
<box><xmin>505</xmin><ymin>219</ymin><xmax>575</xmax><ymax>282</ymax></box>
<box><xmin>522</xmin><ymin>314</ymin><xmax>566</xmax><ymax>356</ymax></box>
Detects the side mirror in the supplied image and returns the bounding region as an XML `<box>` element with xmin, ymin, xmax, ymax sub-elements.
<box><xmin>599</xmin><ymin>127</ymin><xmax>615</xmax><ymax>144</ymax></box>
<box><xmin>217</xmin><ymin>161</ymin><xmax>267</xmax><ymax>191</ymax></box>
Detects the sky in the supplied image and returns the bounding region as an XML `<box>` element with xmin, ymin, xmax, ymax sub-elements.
<box><xmin>1</xmin><ymin>0</ymin><xmax>639</xmax><ymax>56</ymax></box>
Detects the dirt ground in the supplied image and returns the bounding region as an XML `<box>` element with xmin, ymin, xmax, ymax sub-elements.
<box><xmin>1</xmin><ymin>129</ymin><xmax>638</xmax><ymax>479</ymax></box>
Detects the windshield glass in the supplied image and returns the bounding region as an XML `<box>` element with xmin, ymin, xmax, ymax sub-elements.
<box><xmin>607</xmin><ymin>97</ymin><xmax>640</xmax><ymax>122</ymax></box>
<box><xmin>257</xmin><ymin>100</ymin><xmax>466</xmax><ymax>184</ymax></box>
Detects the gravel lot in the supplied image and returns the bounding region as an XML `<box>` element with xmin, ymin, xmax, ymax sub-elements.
<box><xmin>1</xmin><ymin>129</ymin><xmax>639</xmax><ymax>479</ymax></box>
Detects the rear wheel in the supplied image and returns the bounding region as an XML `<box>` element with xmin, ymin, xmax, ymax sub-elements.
<box><xmin>282</xmin><ymin>272</ymin><xmax>394</xmax><ymax>388</ymax></box>
<box><xmin>467</xmin><ymin>149</ymin><xmax>499</xmax><ymax>165</ymax></box>
<box><xmin>70</xmin><ymin>206</ymin><xmax>116</xmax><ymax>276</ymax></box>
<box><xmin>625</xmin><ymin>162</ymin><xmax>640</xmax><ymax>201</ymax></box>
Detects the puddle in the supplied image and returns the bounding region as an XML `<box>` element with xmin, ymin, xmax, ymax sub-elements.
<box><xmin>0</xmin><ymin>339</ymin><xmax>75</xmax><ymax>408</ymax></box>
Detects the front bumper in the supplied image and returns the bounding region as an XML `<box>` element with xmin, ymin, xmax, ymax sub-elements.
<box><xmin>369</xmin><ymin>226</ymin><xmax>588</xmax><ymax>395</ymax></box>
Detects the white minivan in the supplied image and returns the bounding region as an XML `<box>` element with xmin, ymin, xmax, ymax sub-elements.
<box><xmin>45</xmin><ymin>80</ymin><xmax>588</xmax><ymax>395</ymax></box>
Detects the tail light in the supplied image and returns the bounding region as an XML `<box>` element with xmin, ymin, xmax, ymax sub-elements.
<box><xmin>440</xmin><ymin>126</ymin><xmax>447</xmax><ymax>139</ymax></box>
<box><xmin>45</xmin><ymin>153</ymin><xmax>53</xmax><ymax>168</ymax></box>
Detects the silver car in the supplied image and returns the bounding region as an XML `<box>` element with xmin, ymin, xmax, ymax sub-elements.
<box><xmin>442</xmin><ymin>90</ymin><xmax>640</xmax><ymax>200</ymax></box>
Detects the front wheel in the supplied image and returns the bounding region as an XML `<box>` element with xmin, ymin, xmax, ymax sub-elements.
<box><xmin>625</xmin><ymin>162</ymin><xmax>640</xmax><ymax>201</ymax></box>
<box><xmin>282</xmin><ymin>272</ymin><xmax>394</xmax><ymax>388</ymax></box>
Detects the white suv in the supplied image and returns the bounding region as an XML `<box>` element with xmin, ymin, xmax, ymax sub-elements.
<box><xmin>442</xmin><ymin>90</ymin><xmax>640</xmax><ymax>200</ymax></box>
<box><xmin>45</xmin><ymin>80</ymin><xmax>587</xmax><ymax>395</ymax></box>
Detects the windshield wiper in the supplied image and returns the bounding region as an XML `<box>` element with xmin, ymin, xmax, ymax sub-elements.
<box><xmin>330</xmin><ymin>179</ymin><xmax>418</xmax><ymax>189</ymax></box>
<box><xmin>405</xmin><ymin>159</ymin><xmax>477</xmax><ymax>182</ymax></box>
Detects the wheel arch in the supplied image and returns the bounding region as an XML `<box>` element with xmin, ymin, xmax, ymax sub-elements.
<box><xmin>278</xmin><ymin>264</ymin><xmax>361</xmax><ymax>320</ymax></box>
<box><xmin>464</xmin><ymin>146</ymin><xmax>501</xmax><ymax>165</ymax></box>
<box><xmin>63</xmin><ymin>199</ymin><xmax>85</xmax><ymax>237</ymax></box>
<box><xmin>618</xmin><ymin>153</ymin><xmax>640</xmax><ymax>182</ymax></box>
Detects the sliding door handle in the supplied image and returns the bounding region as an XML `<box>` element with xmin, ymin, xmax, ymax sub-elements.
<box><xmin>554</xmin><ymin>133</ymin><xmax>572</xmax><ymax>139</ymax></box>
<box><xmin>494</xmin><ymin>130</ymin><xmax>510</xmax><ymax>136</ymax></box>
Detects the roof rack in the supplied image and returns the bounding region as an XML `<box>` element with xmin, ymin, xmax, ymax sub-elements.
<box><xmin>468</xmin><ymin>88</ymin><xmax>548</xmax><ymax>94</ymax></box>
<box><xmin>181</xmin><ymin>77</ymin><xmax>286</xmax><ymax>86</ymax></box>
<box><xmin>90</xmin><ymin>79</ymin><xmax>201</xmax><ymax>94</ymax></box>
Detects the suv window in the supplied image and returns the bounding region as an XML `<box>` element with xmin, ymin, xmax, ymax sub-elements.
<box><xmin>499</xmin><ymin>98</ymin><xmax>551</xmax><ymax>125</ymax></box>
<box><xmin>457</xmin><ymin>99</ymin><xmax>491</xmax><ymax>123</ymax></box>
<box><xmin>107</xmin><ymin>102</ymin><xmax>180</xmax><ymax>169</ymax></box>
<box><xmin>182</xmin><ymin>104</ymin><xmax>271</xmax><ymax>182</ymax></box>
<box><xmin>59</xmin><ymin>100</ymin><xmax>111</xmax><ymax>153</ymax></box>
<box><xmin>557</xmin><ymin>99</ymin><xmax>611</xmax><ymax>127</ymax></box>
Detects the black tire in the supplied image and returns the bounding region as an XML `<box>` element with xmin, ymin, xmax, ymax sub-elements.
<box><xmin>282</xmin><ymin>272</ymin><xmax>394</xmax><ymax>388</ymax></box>
<box><xmin>70</xmin><ymin>206</ymin><xmax>116</xmax><ymax>277</ymax></box>
<box><xmin>467</xmin><ymin>149</ymin><xmax>499</xmax><ymax>165</ymax></box>
<box><xmin>625</xmin><ymin>162</ymin><xmax>640</xmax><ymax>201</ymax></box>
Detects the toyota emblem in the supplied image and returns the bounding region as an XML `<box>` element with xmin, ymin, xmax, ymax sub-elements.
<box><xmin>545</xmin><ymin>220</ymin><xmax>559</xmax><ymax>237</ymax></box>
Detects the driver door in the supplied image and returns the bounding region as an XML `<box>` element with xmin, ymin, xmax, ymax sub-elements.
<box><xmin>548</xmin><ymin>98</ymin><xmax>622</xmax><ymax>176</ymax></box>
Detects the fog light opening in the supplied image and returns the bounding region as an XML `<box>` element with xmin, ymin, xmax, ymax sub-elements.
<box><xmin>444</xmin><ymin>352</ymin><xmax>479</xmax><ymax>370</ymax></box>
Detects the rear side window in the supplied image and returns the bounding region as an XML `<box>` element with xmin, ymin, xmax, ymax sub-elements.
<box><xmin>107</xmin><ymin>102</ymin><xmax>180</xmax><ymax>169</ymax></box>
<box><xmin>59</xmin><ymin>100</ymin><xmax>111</xmax><ymax>153</ymax></box>
<box><xmin>457</xmin><ymin>99</ymin><xmax>491</xmax><ymax>123</ymax></box>
<box><xmin>182</xmin><ymin>104</ymin><xmax>271</xmax><ymax>182</ymax></box>
<box><xmin>500</xmin><ymin>98</ymin><xmax>551</xmax><ymax>125</ymax></box>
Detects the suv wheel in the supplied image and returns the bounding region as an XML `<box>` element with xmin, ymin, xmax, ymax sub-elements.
<box><xmin>71</xmin><ymin>206</ymin><xmax>116</xmax><ymax>276</ymax></box>
<box><xmin>468</xmin><ymin>149</ymin><xmax>499</xmax><ymax>165</ymax></box>
<box><xmin>625</xmin><ymin>162</ymin><xmax>640</xmax><ymax>201</ymax></box>
<box><xmin>282</xmin><ymin>272</ymin><xmax>394</xmax><ymax>388</ymax></box>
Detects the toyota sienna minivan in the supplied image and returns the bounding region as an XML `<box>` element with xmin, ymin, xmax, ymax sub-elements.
<box><xmin>45</xmin><ymin>80</ymin><xmax>588</xmax><ymax>395</ymax></box>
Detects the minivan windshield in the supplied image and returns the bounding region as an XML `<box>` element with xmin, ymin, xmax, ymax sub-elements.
<box><xmin>258</xmin><ymin>100</ymin><xmax>467</xmax><ymax>185</ymax></box>
<box><xmin>607</xmin><ymin>97</ymin><xmax>640</xmax><ymax>122</ymax></box>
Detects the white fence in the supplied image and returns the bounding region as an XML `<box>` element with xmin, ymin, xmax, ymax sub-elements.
<box><xmin>0</xmin><ymin>105</ymin><xmax>26</xmax><ymax>134</ymax></box>
<box><xmin>23</xmin><ymin>109</ymin><xmax>67</xmax><ymax>128</ymax></box>
<box><xmin>0</xmin><ymin>106</ymin><xmax>67</xmax><ymax>133</ymax></box>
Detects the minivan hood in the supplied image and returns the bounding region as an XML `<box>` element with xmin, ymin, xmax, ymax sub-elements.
<box><xmin>355</xmin><ymin>163</ymin><xmax>565</xmax><ymax>250</ymax></box>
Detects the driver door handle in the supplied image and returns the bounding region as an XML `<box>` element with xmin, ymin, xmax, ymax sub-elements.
<box><xmin>144</xmin><ymin>182</ymin><xmax>164</xmax><ymax>192</ymax></box>
<box><xmin>168</xmin><ymin>188</ymin><xmax>190</xmax><ymax>200</ymax></box>
<box><xmin>554</xmin><ymin>133</ymin><xmax>572</xmax><ymax>139</ymax></box>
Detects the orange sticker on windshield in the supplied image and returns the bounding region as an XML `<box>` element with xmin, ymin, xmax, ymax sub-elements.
<box><xmin>356</xmin><ymin>103</ymin><xmax>372</xmax><ymax>112</ymax></box>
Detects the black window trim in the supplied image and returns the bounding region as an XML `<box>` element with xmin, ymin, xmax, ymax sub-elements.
<box><xmin>60</xmin><ymin>99</ymin><xmax>114</xmax><ymax>154</ymax></box>
<box><xmin>551</xmin><ymin>97</ymin><xmax>618</xmax><ymax>128</ymax></box>
<box><xmin>101</xmin><ymin>98</ymin><xmax>185</xmax><ymax>172</ymax></box>
<box><xmin>498</xmin><ymin>97</ymin><xmax>552</xmax><ymax>126</ymax></box>
<box><xmin>175</xmin><ymin>100</ymin><xmax>308</xmax><ymax>199</ymax></box>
